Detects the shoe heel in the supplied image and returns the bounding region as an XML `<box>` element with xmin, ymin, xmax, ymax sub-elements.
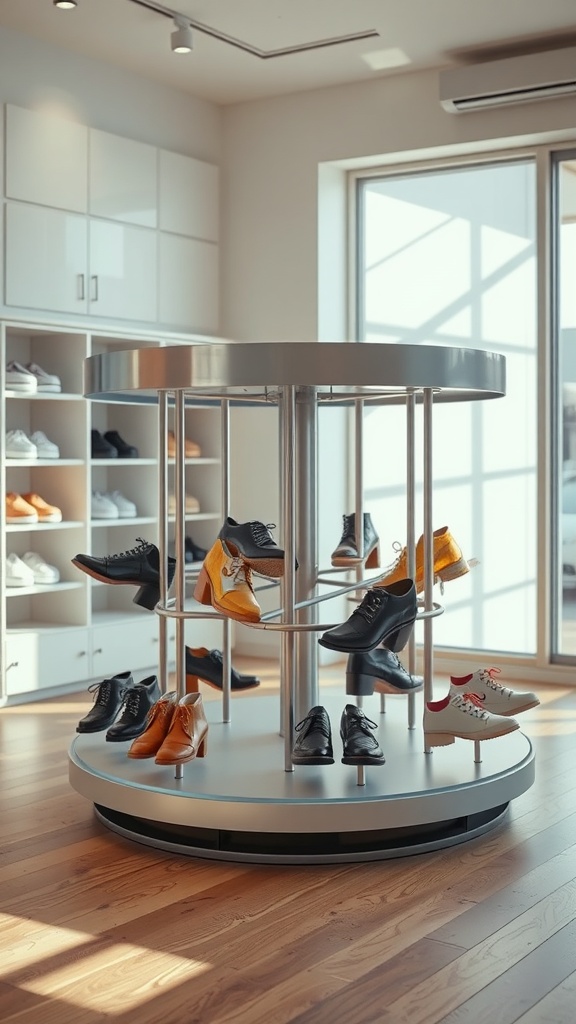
<box><xmin>365</xmin><ymin>543</ymin><xmax>381</xmax><ymax>569</ymax></box>
<box><xmin>424</xmin><ymin>732</ymin><xmax>455</xmax><ymax>747</ymax></box>
<box><xmin>437</xmin><ymin>556</ymin><xmax>470</xmax><ymax>583</ymax></box>
<box><xmin>345</xmin><ymin>670</ymin><xmax>375</xmax><ymax>696</ymax></box>
<box><xmin>193</xmin><ymin>566</ymin><xmax>212</xmax><ymax>606</ymax></box>
<box><xmin>383</xmin><ymin>619</ymin><xmax>415</xmax><ymax>652</ymax></box>
<box><xmin>197</xmin><ymin>734</ymin><xmax>208</xmax><ymax>757</ymax></box>
<box><xmin>133</xmin><ymin>583</ymin><xmax>160</xmax><ymax>610</ymax></box>
<box><xmin>186</xmin><ymin>672</ymin><xmax>200</xmax><ymax>693</ymax></box>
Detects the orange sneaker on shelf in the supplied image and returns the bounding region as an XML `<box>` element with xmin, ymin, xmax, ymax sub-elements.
<box><xmin>5</xmin><ymin>492</ymin><xmax>38</xmax><ymax>524</ymax></box>
<box><xmin>375</xmin><ymin>525</ymin><xmax>475</xmax><ymax>595</ymax></box>
<box><xmin>167</xmin><ymin>430</ymin><xmax>201</xmax><ymax>459</ymax></box>
<box><xmin>21</xmin><ymin>492</ymin><xmax>62</xmax><ymax>523</ymax></box>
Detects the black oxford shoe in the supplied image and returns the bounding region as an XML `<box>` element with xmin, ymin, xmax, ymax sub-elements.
<box><xmin>292</xmin><ymin>706</ymin><xmax>334</xmax><ymax>765</ymax></box>
<box><xmin>318</xmin><ymin>579</ymin><xmax>417</xmax><ymax>654</ymax></box>
<box><xmin>71</xmin><ymin>537</ymin><xmax>176</xmax><ymax>610</ymax></box>
<box><xmin>77</xmin><ymin>672</ymin><xmax>133</xmax><ymax>733</ymax></box>
<box><xmin>218</xmin><ymin>517</ymin><xmax>291</xmax><ymax>578</ymax></box>
<box><xmin>340</xmin><ymin>705</ymin><xmax>385</xmax><ymax>766</ymax></box>
<box><xmin>106</xmin><ymin>676</ymin><xmax>161</xmax><ymax>741</ymax></box>
<box><xmin>346</xmin><ymin>648</ymin><xmax>424</xmax><ymax>696</ymax></box>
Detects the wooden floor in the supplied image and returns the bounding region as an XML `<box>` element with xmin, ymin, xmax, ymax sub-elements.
<box><xmin>1</xmin><ymin>662</ymin><xmax>576</xmax><ymax>1024</ymax></box>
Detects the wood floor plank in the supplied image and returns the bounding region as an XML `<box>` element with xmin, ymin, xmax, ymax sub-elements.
<box><xmin>514</xmin><ymin>967</ymin><xmax>576</xmax><ymax>1023</ymax></box>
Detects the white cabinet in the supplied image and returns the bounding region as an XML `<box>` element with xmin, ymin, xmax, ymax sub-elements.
<box><xmin>91</xmin><ymin>620</ymin><xmax>176</xmax><ymax>679</ymax></box>
<box><xmin>5</xmin><ymin>630</ymin><xmax>91</xmax><ymax>696</ymax></box>
<box><xmin>159</xmin><ymin>233</ymin><xmax>218</xmax><ymax>332</ymax></box>
<box><xmin>159</xmin><ymin>150</ymin><xmax>219</xmax><ymax>241</ymax></box>
<box><xmin>89</xmin><ymin>129</ymin><xmax>158</xmax><ymax>228</ymax></box>
<box><xmin>89</xmin><ymin>220</ymin><xmax>157</xmax><ymax>322</ymax></box>
<box><xmin>5</xmin><ymin>103</ymin><xmax>88</xmax><ymax>213</ymax></box>
<box><xmin>5</xmin><ymin>203</ymin><xmax>88</xmax><ymax>315</ymax></box>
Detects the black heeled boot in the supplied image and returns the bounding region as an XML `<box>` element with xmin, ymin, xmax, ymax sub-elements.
<box><xmin>106</xmin><ymin>675</ymin><xmax>161</xmax><ymax>741</ymax></box>
<box><xmin>318</xmin><ymin>579</ymin><xmax>417</xmax><ymax>654</ymax></box>
<box><xmin>331</xmin><ymin>512</ymin><xmax>380</xmax><ymax>568</ymax></box>
<box><xmin>76</xmin><ymin>672</ymin><xmax>133</xmax><ymax>733</ymax></box>
<box><xmin>345</xmin><ymin>648</ymin><xmax>424</xmax><ymax>696</ymax></box>
<box><xmin>185</xmin><ymin>647</ymin><xmax>260</xmax><ymax>691</ymax></box>
<box><xmin>72</xmin><ymin>537</ymin><xmax>176</xmax><ymax>610</ymax></box>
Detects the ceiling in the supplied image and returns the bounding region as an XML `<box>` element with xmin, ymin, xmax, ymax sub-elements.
<box><xmin>2</xmin><ymin>0</ymin><xmax>576</xmax><ymax>105</ymax></box>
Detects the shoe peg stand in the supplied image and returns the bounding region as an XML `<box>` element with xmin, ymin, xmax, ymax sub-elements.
<box><xmin>70</xmin><ymin>342</ymin><xmax>535</xmax><ymax>862</ymax></box>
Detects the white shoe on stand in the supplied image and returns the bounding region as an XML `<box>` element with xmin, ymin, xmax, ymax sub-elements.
<box><xmin>449</xmin><ymin>668</ymin><xmax>539</xmax><ymax>716</ymax></box>
<box><xmin>423</xmin><ymin>691</ymin><xmax>520</xmax><ymax>747</ymax></box>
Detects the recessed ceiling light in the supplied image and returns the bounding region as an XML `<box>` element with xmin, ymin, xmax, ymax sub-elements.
<box><xmin>361</xmin><ymin>48</ymin><xmax>411</xmax><ymax>71</ymax></box>
<box><xmin>53</xmin><ymin>1</ymin><xmax>78</xmax><ymax>8</ymax></box>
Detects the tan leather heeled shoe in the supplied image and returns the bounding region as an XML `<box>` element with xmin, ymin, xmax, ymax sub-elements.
<box><xmin>375</xmin><ymin>526</ymin><xmax>474</xmax><ymax>594</ymax></box>
<box><xmin>154</xmin><ymin>693</ymin><xmax>208</xmax><ymax>766</ymax></box>
<box><xmin>194</xmin><ymin>539</ymin><xmax>261</xmax><ymax>623</ymax></box>
<box><xmin>127</xmin><ymin>691</ymin><xmax>178</xmax><ymax>759</ymax></box>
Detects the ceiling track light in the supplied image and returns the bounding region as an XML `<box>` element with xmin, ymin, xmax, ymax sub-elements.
<box><xmin>53</xmin><ymin>1</ymin><xmax>78</xmax><ymax>8</ymax></box>
<box><xmin>171</xmin><ymin>16</ymin><xmax>193</xmax><ymax>54</ymax></box>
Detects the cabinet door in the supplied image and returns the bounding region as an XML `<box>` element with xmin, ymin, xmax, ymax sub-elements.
<box><xmin>5</xmin><ymin>630</ymin><xmax>91</xmax><ymax>696</ymax></box>
<box><xmin>90</xmin><ymin>129</ymin><xmax>158</xmax><ymax>228</ymax></box>
<box><xmin>5</xmin><ymin>103</ymin><xmax>88</xmax><ymax>212</ymax></box>
<box><xmin>91</xmin><ymin>620</ymin><xmax>174</xmax><ymax>678</ymax></box>
<box><xmin>89</xmin><ymin>220</ymin><xmax>157</xmax><ymax>322</ymax></box>
<box><xmin>159</xmin><ymin>233</ymin><xmax>219</xmax><ymax>332</ymax></box>
<box><xmin>159</xmin><ymin>150</ymin><xmax>219</xmax><ymax>241</ymax></box>
<box><xmin>5</xmin><ymin>202</ymin><xmax>88</xmax><ymax>314</ymax></box>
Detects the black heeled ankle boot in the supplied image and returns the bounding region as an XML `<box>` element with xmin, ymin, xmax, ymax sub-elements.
<box><xmin>185</xmin><ymin>647</ymin><xmax>260</xmax><ymax>691</ymax></box>
<box><xmin>318</xmin><ymin>579</ymin><xmax>417</xmax><ymax>654</ymax></box>
<box><xmin>345</xmin><ymin>648</ymin><xmax>424</xmax><ymax>696</ymax></box>
<box><xmin>72</xmin><ymin>537</ymin><xmax>176</xmax><ymax>611</ymax></box>
<box><xmin>331</xmin><ymin>512</ymin><xmax>380</xmax><ymax>568</ymax></box>
<box><xmin>76</xmin><ymin>672</ymin><xmax>133</xmax><ymax>733</ymax></box>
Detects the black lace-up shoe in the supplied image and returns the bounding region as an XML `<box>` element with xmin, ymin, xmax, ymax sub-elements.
<box><xmin>106</xmin><ymin>676</ymin><xmax>161</xmax><ymax>741</ymax></box>
<box><xmin>185</xmin><ymin>647</ymin><xmax>260</xmax><ymax>691</ymax></box>
<box><xmin>340</xmin><ymin>705</ymin><xmax>385</xmax><ymax>765</ymax></box>
<box><xmin>331</xmin><ymin>512</ymin><xmax>380</xmax><ymax>568</ymax></box>
<box><xmin>218</xmin><ymin>516</ymin><xmax>293</xmax><ymax>578</ymax></box>
<box><xmin>76</xmin><ymin>672</ymin><xmax>133</xmax><ymax>733</ymax></box>
<box><xmin>91</xmin><ymin>429</ymin><xmax>118</xmax><ymax>459</ymax></box>
<box><xmin>292</xmin><ymin>706</ymin><xmax>334</xmax><ymax>765</ymax></box>
<box><xmin>346</xmin><ymin>648</ymin><xmax>424</xmax><ymax>696</ymax></box>
<box><xmin>318</xmin><ymin>579</ymin><xmax>417</xmax><ymax>654</ymax></box>
<box><xmin>71</xmin><ymin>537</ymin><xmax>176</xmax><ymax>610</ymax></box>
<box><xmin>104</xmin><ymin>430</ymin><xmax>139</xmax><ymax>459</ymax></box>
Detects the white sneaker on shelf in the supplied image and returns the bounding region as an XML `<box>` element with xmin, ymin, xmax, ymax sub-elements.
<box><xmin>25</xmin><ymin>362</ymin><xmax>62</xmax><ymax>393</ymax></box>
<box><xmin>450</xmin><ymin>668</ymin><xmax>540</xmax><ymax>716</ymax></box>
<box><xmin>5</xmin><ymin>429</ymin><xmax>38</xmax><ymax>459</ymax></box>
<box><xmin>5</xmin><ymin>361</ymin><xmax>37</xmax><ymax>393</ymax></box>
<box><xmin>30</xmin><ymin>430</ymin><xmax>60</xmax><ymax>459</ymax></box>
<box><xmin>5</xmin><ymin>553</ymin><xmax>35</xmax><ymax>587</ymax></box>
<box><xmin>105</xmin><ymin>490</ymin><xmax>137</xmax><ymax>518</ymax></box>
<box><xmin>423</xmin><ymin>691</ymin><xmax>520</xmax><ymax>747</ymax></box>
<box><xmin>21</xmin><ymin>551</ymin><xmax>60</xmax><ymax>584</ymax></box>
<box><xmin>91</xmin><ymin>491</ymin><xmax>119</xmax><ymax>519</ymax></box>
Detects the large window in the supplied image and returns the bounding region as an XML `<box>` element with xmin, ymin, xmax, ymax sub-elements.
<box><xmin>357</xmin><ymin>160</ymin><xmax>537</xmax><ymax>655</ymax></box>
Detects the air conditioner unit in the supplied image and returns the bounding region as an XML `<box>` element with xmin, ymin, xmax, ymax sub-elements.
<box><xmin>439</xmin><ymin>47</ymin><xmax>576</xmax><ymax>113</ymax></box>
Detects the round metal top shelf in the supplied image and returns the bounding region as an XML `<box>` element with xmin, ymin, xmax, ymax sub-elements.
<box><xmin>83</xmin><ymin>341</ymin><xmax>506</xmax><ymax>404</ymax></box>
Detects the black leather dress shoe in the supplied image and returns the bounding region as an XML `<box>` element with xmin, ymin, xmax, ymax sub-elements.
<box><xmin>77</xmin><ymin>672</ymin><xmax>133</xmax><ymax>733</ymax></box>
<box><xmin>331</xmin><ymin>512</ymin><xmax>380</xmax><ymax>568</ymax></box>
<box><xmin>71</xmin><ymin>538</ymin><xmax>176</xmax><ymax>610</ymax></box>
<box><xmin>185</xmin><ymin>647</ymin><xmax>260</xmax><ymax>691</ymax></box>
<box><xmin>340</xmin><ymin>705</ymin><xmax>385</xmax><ymax>765</ymax></box>
<box><xmin>318</xmin><ymin>579</ymin><xmax>417</xmax><ymax>654</ymax></box>
<box><xmin>346</xmin><ymin>648</ymin><xmax>424</xmax><ymax>696</ymax></box>
<box><xmin>91</xmin><ymin>429</ymin><xmax>118</xmax><ymax>459</ymax></box>
<box><xmin>104</xmin><ymin>429</ymin><xmax>139</xmax><ymax>458</ymax></box>
<box><xmin>218</xmin><ymin>517</ymin><xmax>288</xmax><ymax>578</ymax></box>
<box><xmin>106</xmin><ymin>675</ymin><xmax>161</xmax><ymax>741</ymax></box>
<box><xmin>292</xmin><ymin>706</ymin><xmax>334</xmax><ymax>765</ymax></box>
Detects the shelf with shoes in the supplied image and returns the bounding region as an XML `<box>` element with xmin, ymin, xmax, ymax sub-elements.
<box><xmin>68</xmin><ymin>341</ymin><xmax>536</xmax><ymax>863</ymax></box>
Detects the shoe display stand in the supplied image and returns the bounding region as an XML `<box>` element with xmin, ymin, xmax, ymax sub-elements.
<box><xmin>69</xmin><ymin>341</ymin><xmax>535</xmax><ymax>863</ymax></box>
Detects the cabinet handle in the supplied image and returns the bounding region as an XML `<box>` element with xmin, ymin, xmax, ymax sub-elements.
<box><xmin>93</xmin><ymin>647</ymin><xmax>103</xmax><ymax>655</ymax></box>
<box><xmin>78</xmin><ymin>650</ymin><xmax>87</xmax><ymax>657</ymax></box>
<box><xmin>78</xmin><ymin>273</ymin><xmax>85</xmax><ymax>300</ymax></box>
<box><xmin>6</xmin><ymin>661</ymin><xmax>19</xmax><ymax>671</ymax></box>
<box><xmin>91</xmin><ymin>275</ymin><xmax>99</xmax><ymax>302</ymax></box>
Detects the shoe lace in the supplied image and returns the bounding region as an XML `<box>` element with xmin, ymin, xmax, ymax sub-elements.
<box><xmin>88</xmin><ymin>679</ymin><xmax>112</xmax><ymax>706</ymax></box>
<box><xmin>478</xmin><ymin>667</ymin><xmax>513</xmax><ymax>697</ymax></box>
<box><xmin>354</xmin><ymin>588</ymin><xmax>385</xmax><ymax>623</ymax></box>
<box><xmin>119</xmin><ymin>688</ymin><xmax>141</xmax><ymax>719</ymax></box>
<box><xmin>348</xmin><ymin>710</ymin><xmax>379</xmax><ymax>733</ymax></box>
<box><xmin>224</xmin><ymin>554</ymin><xmax>254</xmax><ymax>588</ymax></box>
<box><xmin>249</xmin><ymin>521</ymin><xmax>277</xmax><ymax>548</ymax></box>
<box><xmin>339</xmin><ymin>514</ymin><xmax>355</xmax><ymax>543</ymax></box>
<box><xmin>295</xmin><ymin>708</ymin><xmax>330</xmax><ymax>739</ymax></box>
<box><xmin>452</xmin><ymin>692</ymin><xmax>489</xmax><ymax>719</ymax></box>
<box><xmin>108</xmin><ymin>537</ymin><xmax>150</xmax><ymax>560</ymax></box>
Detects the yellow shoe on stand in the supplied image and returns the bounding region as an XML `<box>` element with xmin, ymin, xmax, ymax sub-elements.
<box><xmin>375</xmin><ymin>525</ymin><xmax>474</xmax><ymax>595</ymax></box>
<box><xmin>194</xmin><ymin>539</ymin><xmax>261</xmax><ymax>623</ymax></box>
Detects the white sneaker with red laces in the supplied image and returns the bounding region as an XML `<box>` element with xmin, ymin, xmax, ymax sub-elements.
<box><xmin>423</xmin><ymin>691</ymin><xmax>520</xmax><ymax>747</ymax></box>
<box><xmin>450</xmin><ymin>668</ymin><xmax>539</xmax><ymax>716</ymax></box>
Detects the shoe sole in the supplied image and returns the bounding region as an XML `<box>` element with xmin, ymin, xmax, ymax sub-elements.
<box><xmin>71</xmin><ymin>559</ymin><xmax>144</xmax><ymax>586</ymax></box>
<box><xmin>36</xmin><ymin>514</ymin><xmax>62</xmax><ymax>523</ymax></box>
<box><xmin>5</xmin><ymin>383</ymin><xmax>36</xmax><ymax>392</ymax></box>
<box><xmin>424</xmin><ymin>723</ymin><xmax>519</xmax><ymax>746</ymax></box>
<box><xmin>6</xmin><ymin>515</ymin><xmax>38</xmax><ymax>523</ymax></box>
<box><xmin>224</xmin><ymin>541</ymin><xmax>285</xmax><ymax>579</ymax></box>
<box><xmin>292</xmin><ymin>755</ymin><xmax>335</xmax><ymax>765</ymax></box>
<box><xmin>6</xmin><ymin>579</ymin><xmax>34</xmax><ymax>587</ymax></box>
<box><xmin>372</xmin><ymin>679</ymin><xmax>424</xmax><ymax>694</ymax></box>
<box><xmin>341</xmin><ymin>755</ymin><xmax>386</xmax><ymax>765</ymax></box>
<box><xmin>92</xmin><ymin>512</ymin><xmax>120</xmax><ymax>519</ymax></box>
<box><xmin>331</xmin><ymin>544</ymin><xmax>380</xmax><ymax>569</ymax></box>
<box><xmin>36</xmin><ymin>385</ymin><xmax>61</xmax><ymax>393</ymax></box>
<box><xmin>6</xmin><ymin>451</ymin><xmax>37</xmax><ymax>459</ymax></box>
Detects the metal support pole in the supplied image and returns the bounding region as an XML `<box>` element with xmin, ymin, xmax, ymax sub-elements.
<box><xmin>281</xmin><ymin>385</ymin><xmax>297</xmax><ymax>772</ymax></box>
<box><xmin>174</xmin><ymin>390</ymin><xmax>186</xmax><ymax>780</ymax></box>
<box><xmin>423</xmin><ymin>388</ymin><xmax>434</xmax><ymax>754</ymax></box>
<box><xmin>295</xmin><ymin>387</ymin><xmax>319</xmax><ymax>722</ymax></box>
<box><xmin>221</xmin><ymin>399</ymin><xmax>231</xmax><ymax>724</ymax></box>
<box><xmin>157</xmin><ymin>392</ymin><xmax>169</xmax><ymax>696</ymax></box>
<box><xmin>406</xmin><ymin>390</ymin><xmax>417</xmax><ymax>729</ymax></box>
<box><xmin>474</xmin><ymin>740</ymin><xmax>482</xmax><ymax>764</ymax></box>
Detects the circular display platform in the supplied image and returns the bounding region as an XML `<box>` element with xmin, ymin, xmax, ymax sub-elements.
<box><xmin>69</xmin><ymin>691</ymin><xmax>534</xmax><ymax>863</ymax></box>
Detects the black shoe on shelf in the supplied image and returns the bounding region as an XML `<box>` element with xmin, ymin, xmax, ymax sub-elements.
<box><xmin>106</xmin><ymin>675</ymin><xmax>161</xmax><ymax>741</ymax></box>
<box><xmin>340</xmin><ymin>705</ymin><xmax>386</xmax><ymax>766</ymax></box>
<box><xmin>91</xmin><ymin>429</ymin><xmax>118</xmax><ymax>459</ymax></box>
<box><xmin>218</xmin><ymin>516</ymin><xmax>290</xmax><ymax>578</ymax></box>
<box><xmin>346</xmin><ymin>648</ymin><xmax>424</xmax><ymax>696</ymax></box>
<box><xmin>292</xmin><ymin>706</ymin><xmax>334</xmax><ymax>765</ymax></box>
<box><xmin>185</xmin><ymin>647</ymin><xmax>260</xmax><ymax>691</ymax></box>
<box><xmin>185</xmin><ymin>536</ymin><xmax>208</xmax><ymax>564</ymax></box>
<box><xmin>76</xmin><ymin>672</ymin><xmax>133</xmax><ymax>733</ymax></box>
<box><xmin>331</xmin><ymin>512</ymin><xmax>380</xmax><ymax>568</ymax></box>
<box><xmin>71</xmin><ymin>537</ymin><xmax>176</xmax><ymax>610</ymax></box>
<box><xmin>318</xmin><ymin>579</ymin><xmax>417</xmax><ymax>654</ymax></box>
<box><xmin>104</xmin><ymin>430</ymin><xmax>139</xmax><ymax>459</ymax></box>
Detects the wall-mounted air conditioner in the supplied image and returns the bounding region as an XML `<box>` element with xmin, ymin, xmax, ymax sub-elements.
<box><xmin>439</xmin><ymin>47</ymin><xmax>576</xmax><ymax>113</ymax></box>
